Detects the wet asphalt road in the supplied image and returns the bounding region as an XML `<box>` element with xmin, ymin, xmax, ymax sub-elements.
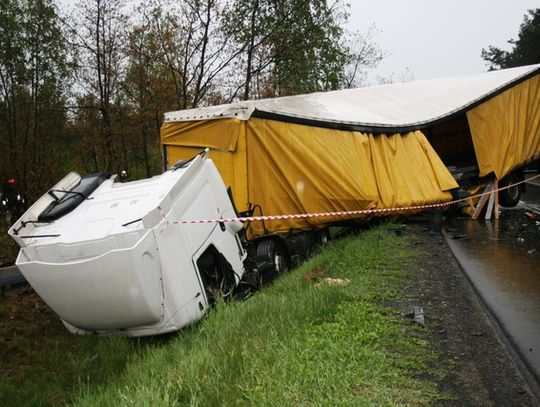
<box><xmin>445</xmin><ymin>181</ymin><xmax>540</xmax><ymax>388</ymax></box>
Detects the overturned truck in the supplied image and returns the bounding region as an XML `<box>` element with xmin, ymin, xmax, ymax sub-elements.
<box><xmin>9</xmin><ymin>64</ymin><xmax>540</xmax><ymax>336</ymax></box>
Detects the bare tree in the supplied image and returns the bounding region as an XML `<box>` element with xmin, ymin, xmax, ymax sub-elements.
<box><xmin>122</xmin><ymin>0</ymin><xmax>164</xmax><ymax>177</ymax></box>
<box><xmin>342</xmin><ymin>25</ymin><xmax>385</xmax><ymax>89</ymax></box>
<box><xmin>64</xmin><ymin>0</ymin><xmax>128</xmax><ymax>172</ymax></box>
<box><xmin>150</xmin><ymin>0</ymin><xmax>243</xmax><ymax>109</ymax></box>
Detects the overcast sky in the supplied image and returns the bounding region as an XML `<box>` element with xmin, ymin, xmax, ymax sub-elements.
<box><xmin>347</xmin><ymin>0</ymin><xmax>539</xmax><ymax>82</ymax></box>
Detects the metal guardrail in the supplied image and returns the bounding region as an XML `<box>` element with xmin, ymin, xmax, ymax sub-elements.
<box><xmin>0</xmin><ymin>266</ymin><xmax>26</xmax><ymax>288</ymax></box>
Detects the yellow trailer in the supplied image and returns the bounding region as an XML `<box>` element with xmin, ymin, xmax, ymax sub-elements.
<box><xmin>161</xmin><ymin>64</ymin><xmax>540</xmax><ymax>236</ymax></box>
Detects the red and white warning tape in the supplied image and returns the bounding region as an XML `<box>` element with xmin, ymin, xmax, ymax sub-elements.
<box><xmin>157</xmin><ymin>174</ymin><xmax>540</xmax><ymax>225</ymax></box>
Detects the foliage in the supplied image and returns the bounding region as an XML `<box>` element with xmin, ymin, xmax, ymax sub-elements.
<box><xmin>0</xmin><ymin>0</ymin><xmax>68</xmax><ymax>198</ymax></box>
<box><xmin>268</xmin><ymin>0</ymin><xmax>349</xmax><ymax>95</ymax></box>
<box><xmin>223</xmin><ymin>0</ymin><xmax>378</xmax><ymax>99</ymax></box>
<box><xmin>0</xmin><ymin>0</ymin><xmax>383</xmax><ymax>201</ymax></box>
<box><xmin>482</xmin><ymin>8</ymin><xmax>540</xmax><ymax>70</ymax></box>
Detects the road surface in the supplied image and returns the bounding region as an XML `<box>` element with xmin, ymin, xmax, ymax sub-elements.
<box><xmin>445</xmin><ymin>181</ymin><xmax>540</xmax><ymax>393</ymax></box>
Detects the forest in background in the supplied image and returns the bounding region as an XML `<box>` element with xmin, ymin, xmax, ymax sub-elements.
<box><xmin>0</xmin><ymin>0</ymin><xmax>384</xmax><ymax>200</ymax></box>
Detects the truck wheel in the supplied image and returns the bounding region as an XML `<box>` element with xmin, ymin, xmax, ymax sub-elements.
<box><xmin>256</xmin><ymin>239</ymin><xmax>288</xmax><ymax>283</ymax></box>
<box><xmin>499</xmin><ymin>172</ymin><xmax>522</xmax><ymax>208</ymax></box>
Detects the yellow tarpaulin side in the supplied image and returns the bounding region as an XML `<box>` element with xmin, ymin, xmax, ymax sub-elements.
<box><xmin>161</xmin><ymin>117</ymin><xmax>457</xmax><ymax>236</ymax></box>
<box><xmin>161</xmin><ymin>119</ymin><xmax>240</xmax><ymax>151</ymax></box>
<box><xmin>367</xmin><ymin>132</ymin><xmax>458</xmax><ymax>208</ymax></box>
<box><xmin>161</xmin><ymin>119</ymin><xmax>249</xmax><ymax>212</ymax></box>
<box><xmin>246</xmin><ymin>119</ymin><xmax>457</xmax><ymax>234</ymax></box>
<box><xmin>467</xmin><ymin>74</ymin><xmax>540</xmax><ymax>179</ymax></box>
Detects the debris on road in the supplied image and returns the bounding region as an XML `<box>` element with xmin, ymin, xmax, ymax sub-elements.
<box><xmin>525</xmin><ymin>211</ymin><xmax>537</xmax><ymax>220</ymax></box>
<box><xmin>402</xmin><ymin>306</ymin><xmax>425</xmax><ymax>326</ymax></box>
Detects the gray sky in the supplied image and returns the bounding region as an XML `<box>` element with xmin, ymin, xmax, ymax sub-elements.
<box><xmin>347</xmin><ymin>0</ymin><xmax>539</xmax><ymax>82</ymax></box>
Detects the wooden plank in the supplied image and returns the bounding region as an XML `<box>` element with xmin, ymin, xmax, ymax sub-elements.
<box><xmin>472</xmin><ymin>183</ymin><xmax>492</xmax><ymax>220</ymax></box>
<box><xmin>494</xmin><ymin>181</ymin><xmax>499</xmax><ymax>220</ymax></box>
<box><xmin>485</xmin><ymin>185</ymin><xmax>495</xmax><ymax>220</ymax></box>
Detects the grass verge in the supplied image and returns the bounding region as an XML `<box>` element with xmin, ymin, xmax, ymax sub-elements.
<box><xmin>2</xmin><ymin>225</ymin><xmax>442</xmax><ymax>406</ymax></box>
<box><xmin>0</xmin><ymin>287</ymin><xmax>144</xmax><ymax>406</ymax></box>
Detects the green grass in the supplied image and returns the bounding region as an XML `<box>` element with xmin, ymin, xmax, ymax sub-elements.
<box><xmin>0</xmin><ymin>325</ymin><xmax>140</xmax><ymax>406</ymax></box>
<box><xmin>2</xmin><ymin>225</ymin><xmax>442</xmax><ymax>406</ymax></box>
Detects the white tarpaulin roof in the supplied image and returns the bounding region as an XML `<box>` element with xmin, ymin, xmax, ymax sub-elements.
<box><xmin>164</xmin><ymin>64</ymin><xmax>540</xmax><ymax>132</ymax></box>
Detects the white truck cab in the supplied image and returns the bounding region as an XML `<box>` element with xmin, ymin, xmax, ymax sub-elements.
<box><xmin>8</xmin><ymin>150</ymin><xmax>246</xmax><ymax>336</ymax></box>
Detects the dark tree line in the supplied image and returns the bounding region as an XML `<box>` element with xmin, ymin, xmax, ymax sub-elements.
<box><xmin>1</xmin><ymin>0</ymin><xmax>384</xmax><ymax>200</ymax></box>
<box><xmin>0</xmin><ymin>0</ymin><xmax>67</xmax><ymax>199</ymax></box>
<box><xmin>482</xmin><ymin>8</ymin><xmax>540</xmax><ymax>70</ymax></box>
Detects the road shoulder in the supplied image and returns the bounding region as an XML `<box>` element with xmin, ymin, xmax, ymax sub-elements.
<box><xmin>403</xmin><ymin>223</ymin><xmax>538</xmax><ymax>406</ymax></box>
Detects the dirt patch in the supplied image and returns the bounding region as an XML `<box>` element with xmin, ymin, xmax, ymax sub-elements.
<box><xmin>0</xmin><ymin>286</ymin><xmax>66</xmax><ymax>381</ymax></box>
<box><xmin>0</xmin><ymin>223</ymin><xmax>18</xmax><ymax>267</ymax></box>
<box><xmin>401</xmin><ymin>222</ymin><xmax>538</xmax><ymax>406</ymax></box>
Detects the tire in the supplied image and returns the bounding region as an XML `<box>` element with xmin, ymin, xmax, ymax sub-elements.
<box><xmin>499</xmin><ymin>172</ymin><xmax>522</xmax><ymax>208</ymax></box>
<box><xmin>256</xmin><ymin>239</ymin><xmax>288</xmax><ymax>284</ymax></box>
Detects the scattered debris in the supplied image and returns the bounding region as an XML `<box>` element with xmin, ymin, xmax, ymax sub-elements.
<box><xmin>388</xmin><ymin>225</ymin><xmax>406</xmax><ymax>236</ymax></box>
<box><xmin>314</xmin><ymin>278</ymin><xmax>351</xmax><ymax>287</ymax></box>
<box><xmin>527</xmin><ymin>249</ymin><xmax>536</xmax><ymax>255</ymax></box>
<box><xmin>436</xmin><ymin>328</ymin><xmax>447</xmax><ymax>334</ymax></box>
<box><xmin>402</xmin><ymin>306</ymin><xmax>425</xmax><ymax>326</ymax></box>
<box><xmin>524</xmin><ymin>211</ymin><xmax>537</xmax><ymax>220</ymax></box>
<box><xmin>517</xmin><ymin>237</ymin><xmax>525</xmax><ymax>243</ymax></box>
<box><xmin>451</xmin><ymin>234</ymin><xmax>468</xmax><ymax>240</ymax></box>
<box><xmin>303</xmin><ymin>267</ymin><xmax>328</xmax><ymax>280</ymax></box>
<box><xmin>472</xmin><ymin>331</ymin><xmax>485</xmax><ymax>337</ymax></box>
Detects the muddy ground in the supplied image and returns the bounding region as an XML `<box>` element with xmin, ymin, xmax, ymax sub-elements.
<box><xmin>0</xmin><ymin>222</ymin><xmax>539</xmax><ymax>406</ymax></box>
<box><xmin>402</xmin><ymin>221</ymin><xmax>539</xmax><ymax>406</ymax></box>
<box><xmin>0</xmin><ymin>220</ymin><xmax>17</xmax><ymax>267</ymax></box>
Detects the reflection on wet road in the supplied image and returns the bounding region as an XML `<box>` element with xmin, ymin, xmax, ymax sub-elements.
<box><xmin>445</xmin><ymin>182</ymin><xmax>540</xmax><ymax>385</ymax></box>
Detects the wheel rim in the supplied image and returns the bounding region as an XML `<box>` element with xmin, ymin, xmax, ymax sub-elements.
<box><xmin>274</xmin><ymin>252</ymin><xmax>287</xmax><ymax>274</ymax></box>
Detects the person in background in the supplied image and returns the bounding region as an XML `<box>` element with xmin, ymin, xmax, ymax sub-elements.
<box><xmin>1</xmin><ymin>177</ymin><xmax>25</xmax><ymax>225</ymax></box>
